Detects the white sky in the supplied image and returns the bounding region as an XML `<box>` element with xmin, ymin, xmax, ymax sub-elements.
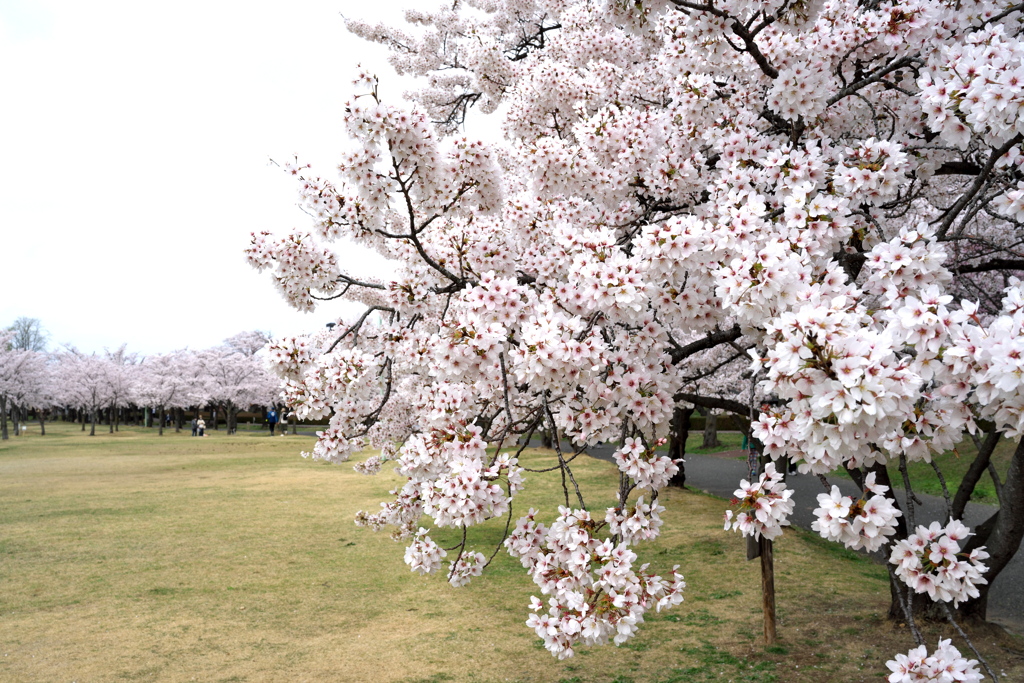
<box><xmin>0</xmin><ymin>0</ymin><xmax>417</xmax><ymax>355</ymax></box>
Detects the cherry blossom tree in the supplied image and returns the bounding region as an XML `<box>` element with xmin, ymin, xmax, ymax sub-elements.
<box><xmin>199</xmin><ymin>332</ymin><xmax>277</xmax><ymax>434</ymax></box>
<box><xmin>56</xmin><ymin>349</ymin><xmax>113</xmax><ymax>437</ymax></box>
<box><xmin>17</xmin><ymin>354</ymin><xmax>56</xmax><ymax>436</ymax></box>
<box><xmin>134</xmin><ymin>351</ymin><xmax>194</xmax><ymax>436</ymax></box>
<box><xmin>249</xmin><ymin>0</ymin><xmax>1024</xmax><ymax>676</ymax></box>
<box><xmin>0</xmin><ymin>331</ymin><xmax>51</xmax><ymax>439</ymax></box>
<box><xmin>102</xmin><ymin>345</ymin><xmax>138</xmax><ymax>434</ymax></box>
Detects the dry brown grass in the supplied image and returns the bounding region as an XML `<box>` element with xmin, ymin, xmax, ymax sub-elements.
<box><xmin>1</xmin><ymin>422</ymin><xmax>1021</xmax><ymax>682</ymax></box>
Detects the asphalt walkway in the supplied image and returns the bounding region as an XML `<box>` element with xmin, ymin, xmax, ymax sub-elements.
<box><xmin>582</xmin><ymin>443</ymin><xmax>1023</xmax><ymax>635</ymax></box>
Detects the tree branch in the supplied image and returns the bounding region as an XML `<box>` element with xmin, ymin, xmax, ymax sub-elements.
<box><xmin>668</xmin><ymin>324</ymin><xmax>743</xmax><ymax>363</ymax></box>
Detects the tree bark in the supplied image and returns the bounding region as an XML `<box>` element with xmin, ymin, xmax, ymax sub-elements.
<box><xmin>89</xmin><ymin>406</ymin><xmax>96</xmax><ymax>436</ymax></box>
<box><xmin>12</xmin><ymin>403</ymin><xmax>20</xmax><ymax>437</ymax></box>
<box><xmin>668</xmin><ymin>406</ymin><xmax>693</xmax><ymax>488</ymax></box>
<box><xmin>225</xmin><ymin>403</ymin><xmax>238</xmax><ymax>435</ymax></box>
<box><xmin>760</xmin><ymin>537</ymin><xmax>777</xmax><ymax>645</ymax></box>
<box><xmin>702</xmin><ymin>409</ymin><xmax>720</xmax><ymax>449</ymax></box>
<box><xmin>876</xmin><ymin>438</ymin><xmax>1024</xmax><ymax>625</ymax></box>
<box><xmin>952</xmin><ymin>429</ymin><xmax>1000</xmax><ymax>521</ymax></box>
<box><xmin>38</xmin><ymin>410</ymin><xmax>46</xmax><ymax>436</ymax></box>
<box><xmin>955</xmin><ymin>437</ymin><xmax>1024</xmax><ymax>622</ymax></box>
<box><xmin>158</xmin><ymin>406</ymin><xmax>165</xmax><ymax>436</ymax></box>
<box><xmin>0</xmin><ymin>395</ymin><xmax>8</xmax><ymax>440</ymax></box>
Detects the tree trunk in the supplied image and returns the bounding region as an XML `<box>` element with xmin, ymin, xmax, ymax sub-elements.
<box><xmin>89</xmin><ymin>406</ymin><xmax>96</xmax><ymax>436</ymax></box>
<box><xmin>227</xmin><ymin>404</ymin><xmax>238</xmax><ymax>435</ymax></box>
<box><xmin>876</xmin><ymin>433</ymin><xmax>1024</xmax><ymax>625</ymax></box>
<box><xmin>290</xmin><ymin>412</ymin><xmax>297</xmax><ymax>435</ymax></box>
<box><xmin>702</xmin><ymin>409</ymin><xmax>720</xmax><ymax>449</ymax></box>
<box><xmin>760</xmin><ymin>537</ymin><xmax>777</xmax><ymax>645</ymax></box>
<box><xmin>211</xmin><ymin>406</ymin><xmax>219</xmax><ymax>430</ymax></box>
<box><xmin>108</xmin><ymin>405</ymin><xmax>114</xmax><ymax>434</ymax></box>
<box><xmin>668</xmin><ymin>406</ymin><xmax>693</xmax><ymax>488</ymax></box>
<box><xmin>158</xmin><ymin>406</ymin><xmax>165</xmax><ymax>436</ymax></box>
<box><xmin>12</xmin><ymin>403</ymin><xmax>20</xmax><ymax>436</ymax></box>
<box><xmin>0</xmin><ymin>395</ymin><xmax>8</xmax><ymax>440</ymax></box>
<box><xmin>541</xmin><ymin>418</ymin><xmax>553</xmax><ymax>448</ymax></box>
<box><xmin>80</xmin><ymin>408</ymin><xmax>86</xmax><ymax>431</ymax></box>
<box><xmin>38</xmin><ymin>410</ymin><xmax>46</xmax><ymax>436</ymax></box>
<box><xmin>953</xmin><ymin>436</ymin><xmax>1024</xmax><ymax>622</ymax></box>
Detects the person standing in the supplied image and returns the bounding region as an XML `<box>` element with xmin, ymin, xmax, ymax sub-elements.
<box><xmin>191</xmin><ymin>416</ymin><xmax>198</xmax><ymax>437</ymax></box>
<box><xmin>267</xmin><ymin>408</ymin><xmax>278</xmax><ymax>436</ymax></box>
<box><xmin>197</xmin><ymin>417</ymin><xmax>206</xmax><ymax>437</ymax></box>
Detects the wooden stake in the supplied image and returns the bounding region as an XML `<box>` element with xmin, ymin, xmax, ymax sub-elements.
<box><xmin>760</xmin><ymin>536</ymin><xmax>777</xmax><ymax>645</ymax></box>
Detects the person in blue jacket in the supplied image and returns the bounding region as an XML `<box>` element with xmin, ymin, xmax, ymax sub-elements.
<box><xmin>267</xmin><ymin>408</ymin><xmax>279</xmax><ymax>436</ymax></box>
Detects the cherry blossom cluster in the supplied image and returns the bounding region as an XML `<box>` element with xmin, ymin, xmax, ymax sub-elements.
<box><xmin>245</xmin><ymin>231</ymin><xmax>342</xmax><ymax>312</ymax></box>
<box><xmin>611</xmin><ymin>438</ymin><xmax>679</xmax><ymax>491</ymax></box>
<box><xmin>885</xmin><ymin>639</ymin><xmax>984</xmax><ymax>683</ymax></box>
<box><xmin>393</xmin><ymin>426</ymin><xmax>525</xmax><ymax>530</ymax></box>
<box><xmin>862</xmin><ymin>224</ymin><xmax>951</xmax><ymax>306</ymax></box>
<box><xmin>947</xmin><ymin>286</ymin><xmax>1024</xmax><ymax>437</ymax></box>
<box><xmin>919</xmin><ymin>24</ymin><xmax>1024</xmax><ymax>149</ymax></box>
<box><xmin>265</xmin><ymin>335</ymin><xmax>316</xmax><ymax>381</ymax></box>
<box><xmin>889</xmin><ymin>520</ymin><xmax>990</xmax><ymax>607</ymax></box>
<box><xmin>724</xmin><ymin>463</ymin><xmax>795</xmax><ymax>541</ymax></box>
<box><xmin>506</xmin><ymin>506</ymin><xmax>685</xmax><ymax>659</ymax></box>
<box><xmin>832</xmin><ymin>138</ymin><xmax>908</xmax><ymax>204</ymax></box>
<box><xmin>992</xmin><ymin>180</ymin><xmax>1024</xmax><ymax>222</ymax></box>
<box><xmin>606</xmin><ymin>497</ymin><xmax>665</xmax><ymax>546</ymax></box>
<box><xmin>811</xmin><ymin>472</ymin><xmax>902</xmax><ymax>552</ymax></box>
<box><xmin>404</xmin><ymin>528</ymin><xmax>447</xmax><ymax>575</ymax></box>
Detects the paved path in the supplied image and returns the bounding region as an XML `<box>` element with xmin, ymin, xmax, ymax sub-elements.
<box><xmin>580</xmin><ymin>443</ymin><xmax>1023</xmax><ymax>635</ymax></box>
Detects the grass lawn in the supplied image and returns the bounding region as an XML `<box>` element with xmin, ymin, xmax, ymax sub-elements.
<box><xmin>1</xmin><ymin>422</ymin><xmax>1021</xmax><ymax>682</ymax></box>
<box><xmin>820</xmin><ymin>434</ymin><xmax>1017</xmax><ymax>507</ymax></box>
<box><xmin>892</xmin><ymin>436</ymin><xmax>1017</xmax><ymax>506</ymax></box>
<box><xmin>683</xmin><ymin>431</ymin><xmax>747</xmax><ymax>455</ymax></box>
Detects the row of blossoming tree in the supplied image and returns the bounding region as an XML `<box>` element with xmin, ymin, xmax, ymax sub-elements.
<box><xmin>0</xmin><ymin>330</ymin><xmax>278</xmax><ymax>439</ymax></box>
<box><xmin>248</xmin><ymin>0</ymin><xmax>1024</xmax><ymax>679</ymax></box>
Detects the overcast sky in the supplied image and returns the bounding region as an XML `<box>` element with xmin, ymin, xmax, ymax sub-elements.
<box><xmin>0</xmin><ymin>1</ymin><xmax>416</xmax><ymax>355</ymax></box>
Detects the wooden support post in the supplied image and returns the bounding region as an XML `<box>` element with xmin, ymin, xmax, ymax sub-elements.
<box><xmin>743</xmin><ymin>436</ymin><xmax>777</xmax><ymax>644</ymax></box>
<box><xmin>760</xmin><ymin>536</ymin><xmax>777</xmax><ymax>645</ymax></box>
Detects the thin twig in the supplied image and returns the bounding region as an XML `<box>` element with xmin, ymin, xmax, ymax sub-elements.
<box><xmin>887</xmin><ymin>564</ymin><xmax>925</xmax><ymax>647</ymax></box>
<box><xmin>942</xmin><ymin>603</ymin><xmax>1000</xmax><ymax>682</ymax></box>
<box><xmin>544</xmin><ymin>398</ymin><xmax>586</xmax><ymax>509</ymax></box>
<box><xmin>898</xmin><ymin>454</ymin><xmax>919</xmax><ymax>530</ymax></box>
<box><xmin>445</xmin><ymin>527</ymin><xmax>468</xmax><ymax>584</ymax></box>
<box><xmin>929</xmin><ymin>460</ymin><xmax>953</xmax><ymax>523</ymax></box>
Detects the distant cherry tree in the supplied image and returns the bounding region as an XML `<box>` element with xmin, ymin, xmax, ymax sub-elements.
<box><xmin>56</xmin><ymin>350</ymin><xmax>113</xmax><ymax>437</ymax></box>
<box><xmin>199</xmin><ymin>332</ymin><xmax>277</xmax><ymax>434</ymax></box>
<box><xmin>0</xmin><ymin>331</ymin><xmax>50</xmax><ymax>439</ymax></box>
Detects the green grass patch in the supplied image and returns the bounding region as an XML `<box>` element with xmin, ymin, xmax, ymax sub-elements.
<box><xmin>684</xmin><ymin>430</ymin><xmax>747</xmax><ymax>455</ymax></box>
<box><xmin>833</xmin><ymin>435</ymin><xmax>1017</xmax><ymax>506</ymax></box>
<box><xmin>0</xmin><ymin>422</ymin><xmax>1020</xmax><ymax>682</ymax></box>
